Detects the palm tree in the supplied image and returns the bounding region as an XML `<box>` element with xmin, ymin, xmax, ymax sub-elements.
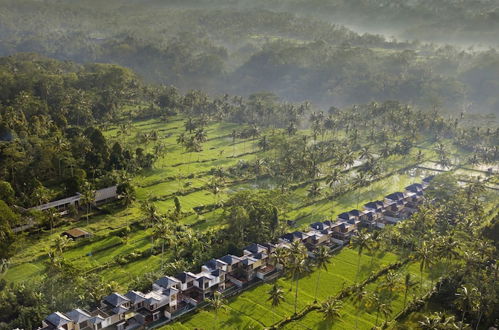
<box><xmin>80</xmin><ymin>181</ymin><xmax>95</xmax><ymax>226</ymax></box>
<box><xmin>351</xmin><ymin>230</ymin><xmax>371</xmax><ymax>282</ymax></box>
<box><xmin>272</xmin><ymin>247</ymin><xmax>289</xmax><ymax>271</ymax></box>
<box><xmin>267</xmin><ymin>283</ymin><xmax>285</xmax><ymax>325</ymax></box>
<box><xmin>307</xmin><ymin>182</ymin><xmax>323</xmax><ymax>199</ymax></box>
<box><xmin>153</xmin><ymin>219</ymin><xmax>171</xmax><ymax>269</ymax></box>
<box><xmin>351</xmin><ymin>287</ymin><xmax>368</xmax><ymax>330</ymax></box>
<box><xmin>207</xmin><ymin>291</ymin><xmax>227</xmax><ymax>330</ymax></box>
<box><xmin>377</xmin><ymin>303</ymin><xmax>393</xmax><ymax>326</ymax></box>
<box><xmin>403</xmin><ymin>273</ymin><xmax>417</xmax><ymax>309</ymax></box>
<box><xmin>313</xmin><ymin>246</ymin><xmax>331</xmax><ymax>302</ymax></box>
<box><xmin>414</xmin><ymin>242</ymin><xmax>433</xmax><ymax>293</ymax></box>
<box><xmin>288</xmin><ymin>241</ymin><xmax>309</xmax><ymax>315</ymax></box>
<box><xmin>455</xmin><ymin>285</ymin><xmax>474</xmax><ymax>329</ymax></box>
<box><xmin>419</xmin><ymin>312</ymin><xmax>462</xmax><ymax>330</ymax></box>
<box><xmin>320</xmin><ymin>297</ymin><xmax>342</xmax><ymax>328</ymax></box>
<box><xmin>140</xmin><ymin>201</ymin><xmax>161</xmax><ymax>251</ymax></box>
<box><xmin>52</xmin><ymin>236</ymin><xmax>71</xmax><ymax>256</ymax></box>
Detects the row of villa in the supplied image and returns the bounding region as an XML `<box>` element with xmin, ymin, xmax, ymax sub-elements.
<box><xmin>39</xmin><ymin>179</ymin><xmax>431</xmax><ymax>330</ymax></box>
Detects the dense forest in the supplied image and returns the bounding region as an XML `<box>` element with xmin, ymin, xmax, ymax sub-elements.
<box><xmin>2</xmin><ymin>0</ymin><xmax>499</xmax><ymax>113</ymax></box>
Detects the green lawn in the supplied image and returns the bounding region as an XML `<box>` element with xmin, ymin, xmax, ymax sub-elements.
<box><xmin>163</xmin><ymin>248</ymin><xmax>402</xmax><ymax>329</ymax></box>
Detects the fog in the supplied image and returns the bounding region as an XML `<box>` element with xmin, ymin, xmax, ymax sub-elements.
<box><xmin>1</xmin><ymin>0</ymin><xmax>499</xmax><ymax>114</ymax></box>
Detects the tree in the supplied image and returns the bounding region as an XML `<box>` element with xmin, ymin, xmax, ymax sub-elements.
<box><xmin>320</xmin><ymin>297</ymin><xmax>342</xmax><ymax>328</ymax></box>
<box><xmin>153</xmin><ymin>219</ymin><xmax>171</xmax><ymax>269</ymax></box>
<box><xmin>0</xmin><ymin>200</ymin><xmax>18</xmax><ymax>259</ymax></box>
<box><xmin>307</xmin><ymin>182</ymin><xmax>323</xmax><ymax>199</ymax></box>
<box><xmin>414</xmin><ymin>241</ymin><xmax>433</xmax><ymax>293</ymax></box>
<box><xmin>313</xmin><ymin>245</ymin><xmax>331</xmax><ymax>302</ymax></box>
<box><xmin>52</xmin><ymin>236</ymin><xmax>71</xmax><ymax>256</ymax></box>
<box><xmin>140</xmin><ymin>201</ymin><xmax>161</xmax><ymax>251</ymax></box>
<box><xmin>267</xmin><ymin>283</ymin><xmax>285</xmax><ymax>324</ymax></box>
<box><xmin>403</xmin><ymin>273</ymin><xmax>417</xmax><ymax>309</ymax></box>
<box><xmin>288</xmin><ymin>241</ymin><xmax>309</xmax><ymax>315</ymax></box>
<box><xmin>207</xmin><ymin>291</ymin><xmax>227</xmax><ymax>330</ymax></box>
<box><xmin>350</xmin><ymin>230</ymin><xmax>371</xmax><ymax>282</ymax></box>
<box><xmin>80</xmin><ymin>181</ymin><xmax>95</xmax><ymax>226</ymax></box>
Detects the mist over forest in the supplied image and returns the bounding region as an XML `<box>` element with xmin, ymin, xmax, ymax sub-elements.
<box><xmin>2</xmin><ymin>0</ymin><xmax>499</xmax><ymax>114</ymax></box>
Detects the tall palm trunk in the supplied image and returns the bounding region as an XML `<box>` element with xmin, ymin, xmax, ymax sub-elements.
<box><xmin>314</xmin><ymin>269</ymin><xmax>322</xmax><ymax>303</ymax></box>
<box><xmin>294</xmin><ymin>277</ymin><xmax>299</xmax><ymax>314</ymax></box>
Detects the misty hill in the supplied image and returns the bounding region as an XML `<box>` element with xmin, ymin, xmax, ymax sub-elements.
<box><xmin>1</xmin><ymin>0</ymin><xmax>499</xmax><ymax>114</ymax></box>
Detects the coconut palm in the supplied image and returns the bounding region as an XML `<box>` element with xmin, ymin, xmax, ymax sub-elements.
<box><xmin>153</xmin><ymin>219</ymin><xmax>171</xmax><ymax>269</ymax></box>
<box><xmin>320</xmin><ymin>297</ymin><xmax>342</xmax><ymax>328</ymax></box>
<box><xmin>207</xmin><ymin>291</ymin><xmax>227</xmax><ymax>330</ymax></box>
<box><xmin>351</xmin><ymin>287</ymin><xmax>368</xmax><ymax>330</ymax></box>
<box><xmin>414</xmin><ymin>242</ymin><xmax>433</xmax><ymax>292</ymax></box>
<box><xmin>313</xmin><ymin>245</ymin><xmax>331</xmax><ymax>302</ymax></box>
<box><xmin>403</xmin><ymin>273</ymin><xmax>417</xmax><ymax>309</ymax></box>
<box><xmin>80</xmin><ymin>181</ymin><xmax>95</xmax><ymax>226</ymax></box>
<box><xmin>272</xmin><ymin>246</ymin><xmax>289</xmax><ymax>271</ymax></box>
<box><xmin>288</xmin><ymin>241</ymin><xmax>309</xmax><ymax>315</ymax></box>
<box><xmin>52</xmin><ymin>235</ymin><xmax>71</xmax><ymax>256</ymax></box>
<box><xmin>267</xmin><ymin>283</ymin><xmax>285</xmax><ymax>324</ymax></box>
<box><xmin>307</xmin><ymin>182</ymin><xmax>323</xmax><ymax>199</ymax></box>
<box><xmin>455</xmin><ymin>285</ymin><xmax>475</xmax><ymax>329</ymax></box>
<box><xmin>351</xmin><ymin>230</ymin><xmax>371</xmax><ymax>282</ymax></box>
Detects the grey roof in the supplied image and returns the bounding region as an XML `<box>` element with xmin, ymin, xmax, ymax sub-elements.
<box><xmin>103</xmin><ymin>292</ymin><xmax>130</xmax><ymax>307</ymax></box>
<box><xmin>154</xmin><ymin>276</ymin><xmax>180</xmax><ymax>289</ymax></box>
<box><xmin>88</xmin><ymin>315</ymin><xmax>105</xmax><ymax>324</ymax></box>
<box><xmin>220</xmin><ymin>254</ymin><xmax>242</xmax><ymax>265</ymax></box>
<box><xmin>348</xmin><ymin>209</ymin><xmax>361</xmax><ymax>217</ymax></box>
<box><xmin>241</xmin><ymin>256</ymin><xmax>257</xmax><ymax>266</ymax></box>
<box><xmin>311</xmin><ymin>222</ymin><xmax>329</xmax><ymax>230</ymax></box>
<box><xmin>204</xmin><ymin>258</ymin><xmax>227</xmax><ymax>270</ymax></box>
<box><xmin>175</xmin><ymin>271</ymin><xmax>196</xmax><ymax>283</ymax></box>
<box><xmin>244</xmin><ymin>243</ymin><xmax>267</xmax><ymax>254</ymax></box>
<box><xmin>46</xmin><ymin>312</ymin><xmax>71</xmax><ymax>327</ymax></box>
<box><xmin>386</xmin><ymin>192</ymin><xmax>404</xmax><ymax>201</ymax></box>
<box><xmin>112</xmin><ymin>305</ymin><xmax>129</xmax><ymax>315</ymax></box>
<box><xmin>66</xmin><ymin>309</ymin><xmax>91</xmax><ymax>323</ymax></box>
<box><xmin>405</xmin><ymin>183</ymin><xmax>423</xmax><ymax>192</ymax></box>
<box><xmin>125</xmin><ymin>291</ymin><xmax>146</xmax><ymax>304</ymax></box>
<box><xmin>210</xmin><ymin>269</ymin><xmax>225</xmax><ymax>277</ymax></box>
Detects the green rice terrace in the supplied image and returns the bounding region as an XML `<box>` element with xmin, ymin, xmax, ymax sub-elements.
<box><xmin>4</xmin><ymin>108</ymin><xmax>498</xmax><ymax>330</ymax></box>
<box><xmin>4</xmin><ymin>115</ymin><xmax>437</xmax><ymax>285</ymax></box>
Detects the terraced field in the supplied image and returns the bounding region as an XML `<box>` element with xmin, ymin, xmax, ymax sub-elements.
<box><xmin>4</xmin><ymin>116</ymin><xmax>438</xmax><ymax>290</ymax></box>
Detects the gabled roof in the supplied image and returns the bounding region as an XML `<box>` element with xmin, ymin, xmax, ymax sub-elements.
<box><xmin>161</xmin><ymin>287</ymin><xmax>179</xmax><ymax>297</ymax></box>
<box><xmin>252</xmin><ymin>252</ymin><xmax>268</xmax><ymax>260</ymax></box>
<box><xmin>88</xmin><ymin>315</ymin><xmax>105</xmax><ymax>325</ymax></box>
<box><xmin>405</xmin><ymin>183</ymin><xmax>423</xmax><ymax>192</ymax></box>
<box><xmin>385</xmin><ymin>192</ymin><xmax>404</xmax><ymax>201</ymax></box>
<box><xmin>281</xmin><ymin>231</ymin><xmax>310</xmax><ymax>242</ymax></box>
<box><xmin>310</xmin><ymin>222</ymin><xmax>329</xmax><ymax>230</ymax></box>
<box><xmin>220</xmin><ymin>254</ymin><xmax>242</xmax><ymax>265</ymax></box>
<box><xmin>175</xmin><ymin>271</ymin><xmax>196</xmax><ymax>283</ymax></box>
<box><xmin>103</xmin><ymin>292</ymin><xmax>130</xmax><ymax>307</ymax></box>
<box><xmin>154</xmin><ymin>276</ymin><xmax>181</xmax><ymax>289</ymax></box>
<box><xmin>323</xmin><ymin>220</ymin><xmax>335</xmax><ymax>227</ymax></box>
<box><xmin>125</xmin><ymin>291</ymin><xmax>146</xmax><ymax>304</ymax></box>
<box><xmin>364</xmin><ymin>201</ymin><xmax>384</xmax><ymax>210</ymax></box>
<box><xmin>348</xmin><ymin>209</ymin><xmax>361</xmax><ymax>217</ymax></box>
<box><xmin>46</xmin><ymin>312</ymin><xmax>71</xmax><ymax>327</ymax></box>
<box><xmin>244</xmin><ymin>243</ymin><xmax>267</xmax><ymax>254</ymax></box>
<box><xmin>204</xmin><ymin>258</ymin><xmax>228</xmax><ymax>271</ymax></box>
<box><xmin>210</xmin><ymin>269</ymin><xmax>226</xmax><ymax>277</ymax></box>
<box><xmin>112</xmin><ymin>305</ymin><xmax>129</xmax><ymax>315</ymax></box>
<box><xmin>338</xmin><ymin>212</ymin><xmax>351</xmax><ymax>220</ymax></box>
<box><xmin>66</xmin><ymin>309</ymin><xmax>91</xmax><ymax>323</ymax></box>
<box><xmin>241</xmin><ymin>256</ymin><xmax>257</xmax><ymax>266</ymax></box>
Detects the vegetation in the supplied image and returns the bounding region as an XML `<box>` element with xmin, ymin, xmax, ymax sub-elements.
<box><xmin>0</xmin><ymin>2</ymin><xmax>498</xmax><ymax>327</ymax></box>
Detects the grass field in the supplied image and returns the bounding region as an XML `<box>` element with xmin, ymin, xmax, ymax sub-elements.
<box><xmin>162</xmin><ymin>248</ymin><xmax>434</xmax><ymax>330</ymax></box>
<box><xmin>4</xmin><ymin>115</ymin><xmax>443</xmax><ymax>290</ymax></box>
